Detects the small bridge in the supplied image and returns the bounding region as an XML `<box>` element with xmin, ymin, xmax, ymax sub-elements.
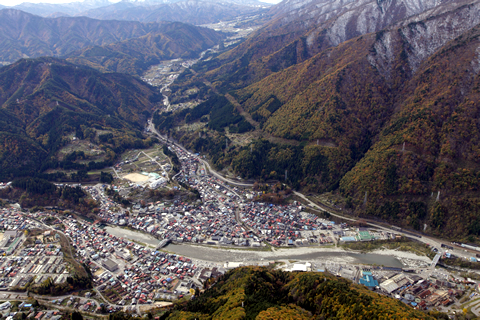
<box><xmin>431</xmin><ymin>253</ymin><xmax>441</xmax><ymax>268</ymax></box>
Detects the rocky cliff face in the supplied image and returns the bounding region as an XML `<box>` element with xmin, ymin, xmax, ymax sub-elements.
<box><xmin>168</xmin><ymin>0</ymin><xmax>480</xmax><ymax>238</ymax></box>
<box><xmin>370</xmin><ymin>0</ymin><xmax>480</xmax><ymax>79</ymax></box>
<box><xmin>266</xmin><ymin>0</ymin><xmax>449</xmax><ymax>53</ymax></box>
<box><xmin>183</xmin><ymin>0</ymin><xmax>463</xmax><ymax>95</ymax></box>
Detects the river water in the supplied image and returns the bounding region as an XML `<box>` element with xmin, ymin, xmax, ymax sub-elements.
<box><xmin>165</xmin><ymin>244</ymin><xmax>403</xmax><ymax>267</ymax></box>
<box><xmin>105</xmin><ymin>226</ymin><xmax>404</xmax><ymax>267</ymax></box>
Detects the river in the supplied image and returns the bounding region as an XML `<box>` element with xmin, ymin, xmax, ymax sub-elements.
<box><xmin>105</xmin><ymin>226</ymin><xmax>404</xmax><ymax>267</ymax></box>
<box><xmin>165</xmin><ymin>244</ymin><xmax>404</xmax><ymax>267</ymax></box>
<box><xmin>106</xmin><ymin>226</ymin><xmax>159</xmax><ymax>247</ymax></box>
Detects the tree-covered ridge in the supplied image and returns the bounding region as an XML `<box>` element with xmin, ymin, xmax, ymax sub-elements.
<box><xmin>66</xmin><ymin>22</ymin><xmax>225</xmax><ymax>77</ymax></box>
<box><xmin>171</xmin><ymin>0</ymin><xmax>458</xmax><ymax>97</ymax></box>
<box><xmin>158</xmin><ymin>2</ymin><xmax>480</xmax><ymax>239</ymax></box>
<box><xmin>339</xmin><ymin>23</ymin><xmax>480</xmax><ymax>238</ymax></box>
<box><xmin>0</xmin><ymin>9</ymin><xmax>221</xmax><ymax>65</ymax></box>
<box><xmin>0</xmin><ymin>57</ymin><xmax>161</xmax><ymax>180</ymax></box>
<box><xmin>0</xmin><ymin>177</ymin><xmax>97</xmax><ymax>214</ymax></box>
<box><xmin>162</xmin><ymin>267</ymin><xmax>435</xmax><ymax>320</ymax></box>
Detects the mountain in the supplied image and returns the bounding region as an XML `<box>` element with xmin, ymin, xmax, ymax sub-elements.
<box><xmin>12</xmin><ymin>0</ymin><xmax>113</xmax><ymax>17</ymax></box>
<box><xmin>159</xmin><ymin>0</ymin><xmax>480</xmax><ymax>239</ymax></box>
<box><xmin>66</xmin><ymin>22</ymin><xmax>225</xmax><ymax>76</ymax></box>
<box><xmin>77</xmin><ymin>0</ymin><xmax>269</xmax><ymax>25</ymax></box>
<box><xmin>162</xmin><ymin>266</ymin><xmax>436</xmax><ymax>319</ymax></box>
<box><xmin>10</xmin><ymin>0</ymin><xmax>270</xmax><ymax>24</ymax></box>
<box><xmin>0</xmin><ymin>9</ymin><xmax>209</xmax><ymax>65</ymax></box>
<box><xmin>0</xmin><ymin>57</ymin><xmax>162</xmax><ymax>181</ymax></box>
<box><xmin>179</xmin><ymin>0</ymin><xmax>453</xmax><ymax>94</ymax></box>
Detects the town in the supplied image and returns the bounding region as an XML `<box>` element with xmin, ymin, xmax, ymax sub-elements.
<box><xmin>0</xmin><ymin>13</ymin><xmax>476</xmax><ymax>319</ymax></box>
<box><xmin>1</xmin><ymin>134</ymin><xmax>480</xmax><ymax>318</ymax></box>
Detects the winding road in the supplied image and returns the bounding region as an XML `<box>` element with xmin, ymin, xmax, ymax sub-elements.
<box><xmin>146</xmin><ymin>120</ymin><xmax>480</xmax><ymax>264</ymax></box>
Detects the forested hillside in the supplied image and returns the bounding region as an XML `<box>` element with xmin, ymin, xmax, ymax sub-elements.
<box><xmin>173</xmin><ymin>0</ymin><xmax>448</xmax><ymax>96</ymax></box>
<box><xmin>0</xmin><ymin>9</ymin><xmax>223</xmax><ymax>66</ymax></box>
<box><xmin>66</xmin><ymin>22</ymin><xmax>225</xmax><ymax>76</ymax></box>
<box><xmin>156</xmin><ymin>0</ymin><xmax>480</xmax><ymax>239</ymax></box>
<box><xmin>0</xmin><ymin>57</ymin><xmax>161</xmax><ymax>181</ymax></box>
<box><xmin>161</xmin><ymin>267</ymin><xmax>437</xmax><ymax>319</ymax></box>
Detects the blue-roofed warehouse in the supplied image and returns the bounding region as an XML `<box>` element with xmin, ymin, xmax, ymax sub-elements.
<box><xmin>359</xmin><ymin>271</ymin><xmax>379</xmax><ymax>288</ymax></box>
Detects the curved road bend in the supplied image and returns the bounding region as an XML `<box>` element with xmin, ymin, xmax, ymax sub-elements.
<box><xmin>147</xmin><ymin>120</ymin><xmax>477</xmax><ymax>260</ymax></box>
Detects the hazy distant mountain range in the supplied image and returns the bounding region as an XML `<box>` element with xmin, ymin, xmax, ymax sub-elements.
<box><xmin>0</xmin><ymin>9</ymin><xmax>224</xmax><ymax>65</ymax></box>
<box><xmin>66</xmin><ymin>21</ymin><xmax>225</xmax><ymax>76</ymax></box>
<box><xmin>76</xmin><ymin>0</ymin><xmax>267</xmax><ymax>25</ymax></box>
<box><xmin>8</xmin><ymin>0</ymin><xmax>270</xmax><ymax>24</ymax></box>
<box><xmin>12</xmin><ymin>0</ymin><xmax>111</xmax><ymax>17</ymax></box>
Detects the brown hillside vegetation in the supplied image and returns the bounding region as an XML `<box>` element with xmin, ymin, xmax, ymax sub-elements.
<box><xmin>66</xmin><ymin>22</ymin><xmax>225</xmax><ymax>76</ymax></box>
<box><xmin>162</xmin><ymin>267</ymin><xmax>436</xmax><ymax>320</ymax></box>
<box><xmin>340</xmin><ymin>23</ymin><xmax>480</xmax><ymax>237</ymax></box>
<box><xmin>175</xmin><ymin>0</ymin><xmax>453</xmax><ymax>96</ymax></box>
<box><xmin>158</xmin><ymin>0</ymin><xmax>480</xmax><ymax>240</ymax></box>
<box><xmin>0</xmin><ymin>57</ymin><xmax>161</xmax><ymax>180</ymax></box>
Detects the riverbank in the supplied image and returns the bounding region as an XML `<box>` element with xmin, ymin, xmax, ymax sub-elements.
<box><xmin>164</xmin><ymin>243</ymin><xmax>431</xmax><ymax>268</ymax></box>
<box><xmin>105</xmin><ymin>225</ymin><xmax>432</xmax><ymax>268</ymax></box>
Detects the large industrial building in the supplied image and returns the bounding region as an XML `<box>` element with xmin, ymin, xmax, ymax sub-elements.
<box><xmin>0</xmin><ymin>231</ymin><xmax>22</xmax><ymax>255</ymax></box>
<box><xmin>102</xmin><ymin>258</ymin><xmax>119</xmax><ymax>272</ymax></box>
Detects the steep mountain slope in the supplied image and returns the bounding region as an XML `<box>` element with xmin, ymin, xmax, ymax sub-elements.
<box><xmin>78</xmin><ymin>0</ymin><xmax>268</xmax><ymax>25</ymax></box>
<box><xmin>161</xmin><ymin>0</ymin><xmax>480</xmax><ymax>239</ymax></box>
<box><xmin>0</xmin><ymin>9</ymin><xmax>197</xmax><ymax>65</ymax></box>
<box><xmin>236</xmin><ymin>0</ymin><xmax>480</xmax><ymax>139</ymax></box>
<box><xmin>340</xmin><ymin>22</ymin><xmax>480</xmax><ymax>237</ymax></box>
<box><xmin>163</xmin><ymin>267</ymin><xmax>435</xmax><ymax>319</ymax></box>
<box><xmin>0</xmin><ymin>57</ymin><xmax>162</xmax><ymax>180</ymax></box>
<box><xmin>66</xmin><ymin>22</ymin><xmax>225</xmax><ymax>76</ymax></box>
<box><xmin>178</xmin><ymin>0</ymin><xmax>452</xmax><ymax>94</ymax></box>
<box><xmin>241</xmin><ymin>0</ymin><xmax>480</xmax><ymax>238</ymax></box>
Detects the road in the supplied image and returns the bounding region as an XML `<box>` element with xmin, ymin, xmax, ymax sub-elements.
<box><xmin>112</xmin><ymin>167</ymin><xmax>121</xmax><ymax>179</ymax></box>
<box><xmin>147</xmin><ymin>121</ymin><xmax>252</xmax><ymax>187</ymax></box>
<box><xmin>147</xmin><ymin>119</ymin><xmax>480</xmax><ymax>263</ymax></box>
